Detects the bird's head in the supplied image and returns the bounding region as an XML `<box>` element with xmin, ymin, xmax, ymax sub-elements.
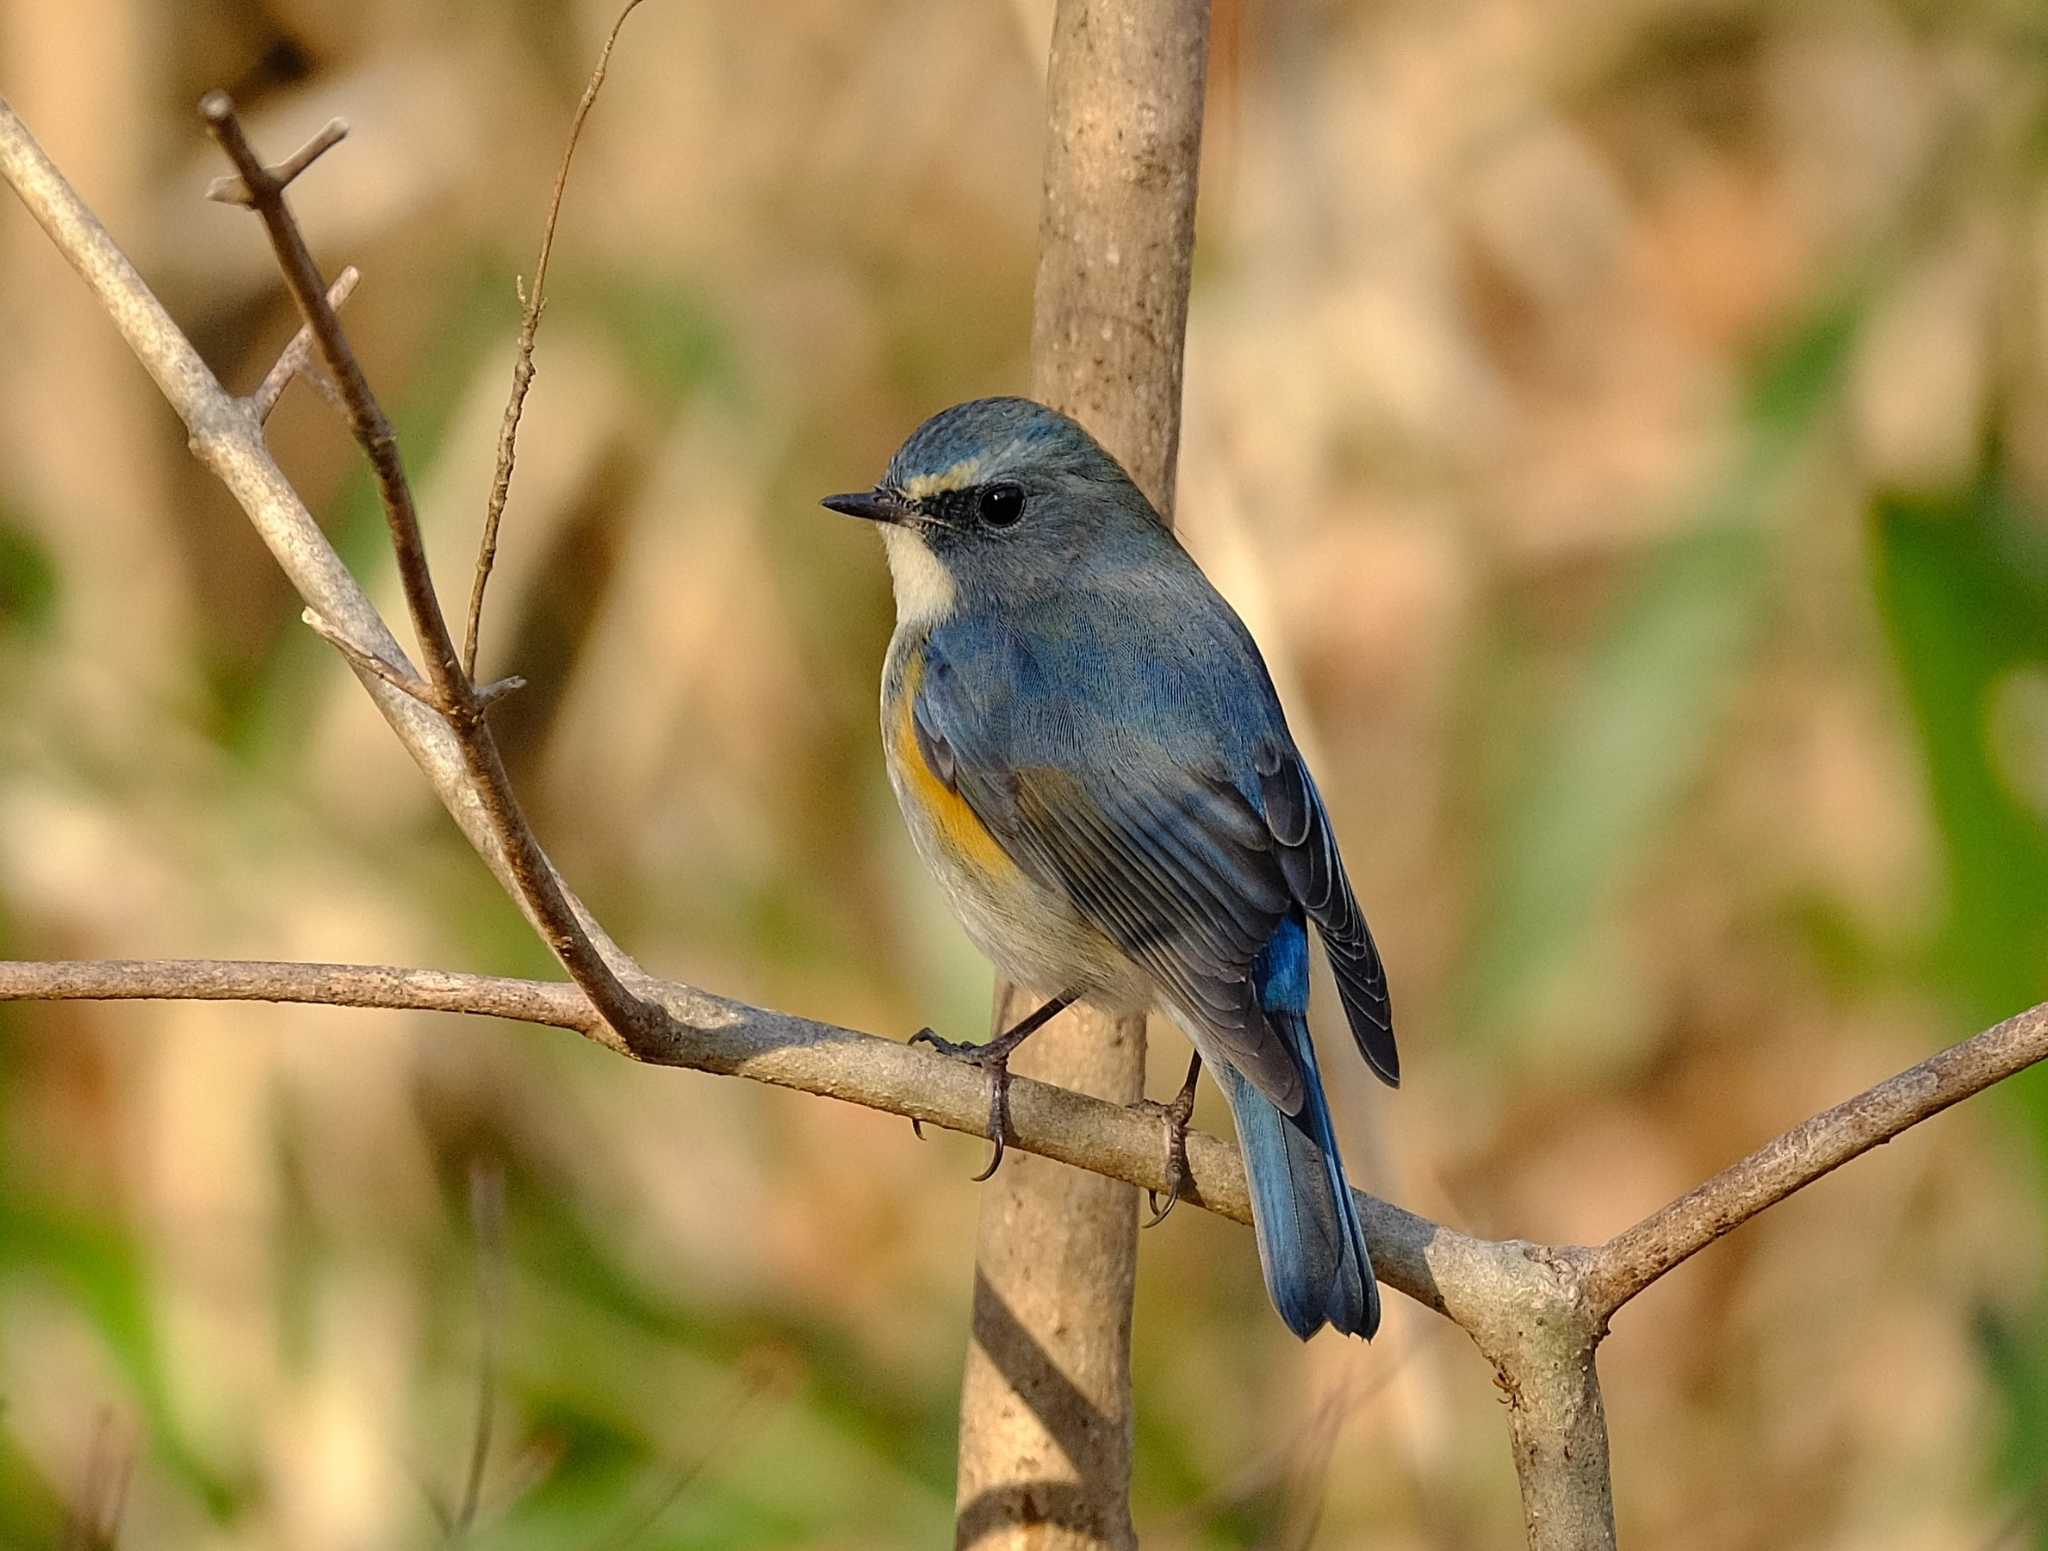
<box><xmin>822</xmin><ymin>396</ymin><xmax>1161</xmax><ymax>623</ymax></box>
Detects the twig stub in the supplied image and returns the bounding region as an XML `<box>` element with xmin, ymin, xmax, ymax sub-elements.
<box><xmin>203</xmin><ymin>111</ymin><xmax>348</xmax><ymax>205</ymax></box>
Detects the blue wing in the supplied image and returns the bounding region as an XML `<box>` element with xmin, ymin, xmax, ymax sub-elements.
<box><xmin>913</xmin><ymin>613</ymin><xmax>1398</xmax><ymax>1108</ymax></box>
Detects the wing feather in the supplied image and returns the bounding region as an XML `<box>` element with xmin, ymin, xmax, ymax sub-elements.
<box><xmin>1254</xmin><ymin>738</ymin><xmax>1398</xmax><ymax>1085</ymax></box>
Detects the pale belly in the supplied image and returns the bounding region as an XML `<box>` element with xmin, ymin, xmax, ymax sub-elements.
<box><xmin>881</xmin><ymin>631</ymin><xmax>1150</xmax><ymax>1012</ymax></box>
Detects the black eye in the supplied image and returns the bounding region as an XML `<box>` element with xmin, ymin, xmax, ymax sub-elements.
<box><xmin>980</xmin><ymin>483</ymin><xmax>1025</xmax><ymax>527</ymax></box>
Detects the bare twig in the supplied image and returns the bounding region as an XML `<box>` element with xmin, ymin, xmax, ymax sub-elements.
<box><xmin>59</xmin><ymin>1409</ymin><xmax>133</xmax><ymax>1551</ymax></box>
<box><xmin>464</xmin><ymin>0</ymin><xmax>648</xmax><ymax>679</ymax></box>
<box><xmin>201</xmin><ymin>91</ymin><xmax>464</xmax><ymax>703</ymax></box>
<box><xmin>196</xmin><ymin>90</ymin><xmax>669</xmax><ymax>1059</ymax></box>
<box><xmin>454</xmin><ymin>1162</ymin><xmax>507</xmax><ymax>1539</ymax></box>
<box><xmin>204</xmin><ymin>116</ymin><xmax>347</xmax><ymax>205</ymax></box>
<box><xmin>249</xmin><ymin>264</ymin><xmax>358</xmax><ymax>422</ymax></box>
<box><xmin>0</xmin><ymin>959</ymin><xmax>598</xmax><ymax>1031</ymax></box>
<box><xmin>1589</xmin><ymin>998</ymin><xmax>2048</xmax><ymax>1314</ymax></box>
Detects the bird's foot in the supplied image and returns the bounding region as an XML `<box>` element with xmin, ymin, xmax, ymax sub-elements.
<box><xmin>1133</xmin><ymin>1051</ymin><xmax>1203</xmax><ymax>1227</ymax></box>
<box><xmin>909</xmin><ymin>1026</ymin><xmax>1020</xmax><ymax>1180</ymax></box>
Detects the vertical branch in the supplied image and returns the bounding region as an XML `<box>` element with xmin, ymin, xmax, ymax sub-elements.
<box><xmin>1489</xmin><ymin>1310</ymin><xmax>1617</xmax><ymax>1551</ymax></box>
<box><xmin>953</xmin><ymin>4</ymin><xmax>1211</xmax><ymax>1548</ymax></box>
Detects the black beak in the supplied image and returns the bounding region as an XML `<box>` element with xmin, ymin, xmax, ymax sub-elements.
<box><xmin>821</xmin><ymin>488</ymin><xmax>904</xmax><ymax>524</ymax></box>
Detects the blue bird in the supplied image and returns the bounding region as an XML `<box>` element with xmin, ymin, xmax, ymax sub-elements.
<box><xmin>823</xmin><ymin>397</ymin><xmax>1398</xmax><ymax>1340</ymax></box>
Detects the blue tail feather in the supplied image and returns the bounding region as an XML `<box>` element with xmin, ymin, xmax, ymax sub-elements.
<box><xmin>1221</xmin><ymin>918</ymin><xmax>1379</xmax><ymax>1340</ymax></box>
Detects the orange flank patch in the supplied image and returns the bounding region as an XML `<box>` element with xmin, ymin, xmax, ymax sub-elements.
<box><xmin>896</xmin><ymin>650</ymin><xmax>1020</xmax><ymax>881</ymax></box>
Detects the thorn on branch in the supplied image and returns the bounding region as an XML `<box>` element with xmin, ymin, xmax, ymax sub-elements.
<box><xmin>476</xmin><ymin>675</ymin><xmax>527</xmax><ymax>709</ymax></box>
<box><xmin>248</xmin><ymin>265</ymin><xmax>360</xmax><ymax>423</ymax></box>
<box><xmin>203</xmin><ymin>111</ymin><xmax>348</xmax><ymax>205</ymax></box>
<box><xmin>301</xmin><ymin>608</ymin><xmax>440</xmax><ymax>707</ymax></box>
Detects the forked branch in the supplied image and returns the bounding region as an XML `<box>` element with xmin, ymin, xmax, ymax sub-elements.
<box><xmin>248</xmin><ymin>264</ymin><xmax>357</xmax><ymax>423</ymax></box>
<box><xmin>195</xmin><ymin>89</ymin><xmax>669</xmax><ymax>1059</ymax></box>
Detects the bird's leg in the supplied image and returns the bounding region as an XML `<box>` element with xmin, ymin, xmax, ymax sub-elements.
<box><xmin>1135</xmin><ymin>1050</ymin><xmax>1204</xmax><ymax>1227</ymax></box>
<box><xmin>908</xmin><ymin>991</ymin><xmax>1077</xmax><ymax>1180</ymax></box>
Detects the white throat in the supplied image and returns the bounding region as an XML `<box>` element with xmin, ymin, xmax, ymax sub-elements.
<box><xmin>880</xmin><ymin>524</ymin><xmax>958</xmax><ymax>626</ymax></box>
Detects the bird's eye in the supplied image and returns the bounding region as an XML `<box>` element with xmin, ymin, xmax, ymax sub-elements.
<box><xmin>980</xmin><ymin>483</ymin><xmax>1025</xmax><ymax>527</ymax></box>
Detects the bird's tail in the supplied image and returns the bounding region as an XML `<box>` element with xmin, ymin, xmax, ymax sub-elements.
<box><xmin>1220</xmin><ymin>928</ymin><xmax>1379</xmax><ymax>1340</ymax></box>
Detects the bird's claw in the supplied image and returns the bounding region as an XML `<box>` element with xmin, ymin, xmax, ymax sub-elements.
<box><xmin>908</xmin><ymin>1026</ymin><xmax>1016</xmax><ymax>1179</ymax></box>
<box><xmin>1133</xmin><ymin>1070</ymin><xmax>1200</xmax><ymax>1228</ymax></box>
<box><xmin>907</xmin><ymin>1028</ymin><xmax>940</xmax><ymax>1140</ymax></box>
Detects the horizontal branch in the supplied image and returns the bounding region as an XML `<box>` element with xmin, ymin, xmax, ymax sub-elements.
<box><xmin>0</xmin><ymin>956</ymin><xmax>1470</xmax><ymax>1316</ymax></box>
<box><xmin>7</xmin><ymin>957</ymin><xmax>2043</xmax><ymax>1345</ymax></box>
<box><xmin>0</xmin><ymin>958</ymin><xmax>594</xmax><ymax>1031</ymax></box>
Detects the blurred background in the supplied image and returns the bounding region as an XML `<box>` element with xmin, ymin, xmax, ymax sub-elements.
<box><xmin>1</xmin><ymin>0</ymin><xmax>2045</xmax><ymax>1545</ymax></box>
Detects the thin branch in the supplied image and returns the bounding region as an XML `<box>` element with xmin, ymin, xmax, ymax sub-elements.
<box><xmin>0</xmin><ymin>953</ymin><xmax>1436</xmax><ymax>1283</ymax></box>
<box><xmin>0</xmin><ymin>958</ymin><xmax>597</xmax><ymax>1032</ymax></box>
<box><xmin>1587</xmin><ymin>998</ymin><xmax>2048</xmax><ymax>1314</ymax></box>
<box><xmin>196</xmin><ymin>91</ymin><xmax>670</xmax><ymax>1058</ymax></box>
<box><xmin>205</xmin><ymin>116</ymin><xmax>348</xmax><ymax>205</ymax></box>
<box><xmin>301</xmin><ymin>606</ymin><xmax>437</xmax><ymax>703</ymax></box>
<box><xmin>249</xmin><ymin>264</ymin><xmax>358</xmax><ymax>422</ymax></box>
<box><xmin>201</xmin><ymin>91</ymin><xmax>465</xmax><ymax>704</ymax></box>
<box><xmin>464</xmin><ymin>0</ymin><xmax>647</xmax><ymax>680</ymax></box>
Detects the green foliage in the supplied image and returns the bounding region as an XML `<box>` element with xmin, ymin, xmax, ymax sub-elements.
<box><xmin>1870</xmin><ymin>467</ymin><xmax>2048</xmax><ymax>1027</ymax></box>
<box><xmin>0</xmin><ymin>511</ymin><xmax>57</xmax><ymax>643</ymax></box>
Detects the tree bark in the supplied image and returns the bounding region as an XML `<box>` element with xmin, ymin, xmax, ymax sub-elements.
<box><xmin>953</xmin><ymin>5</ymin><xmax>1210</xmax><ymax>1548</ymax></box>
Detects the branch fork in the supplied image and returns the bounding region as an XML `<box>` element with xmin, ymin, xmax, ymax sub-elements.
<box><xmin>201</xmin><ymin>110</ymin><xmax>347</xmax><ymax>206</ymax></box>
<box><xmin>194</xmin><ymin>87</ymin><xmax>670</xmax><ymax>1058</ymax></box>
<box><xmin>247</xmin><ymin>265</ymin><xmax>357</xmax><ymax>423</ymax></box>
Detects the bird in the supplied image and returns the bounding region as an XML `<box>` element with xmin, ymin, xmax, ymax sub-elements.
<box><xmin>822</xmin><ymin>396</ymin><xmax>1398</xmax><ymax>1341</ymax></box>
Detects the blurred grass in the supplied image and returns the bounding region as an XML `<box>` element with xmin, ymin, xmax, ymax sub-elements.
<box><xmin>1463</xmin><ymin>279</ymin><xmax>1871</xmax><ymax>1053</ymax></box>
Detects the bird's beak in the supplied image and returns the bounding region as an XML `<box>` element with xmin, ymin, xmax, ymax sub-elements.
<box><xmin>820</xmin><ymin>488</ymin><xmax>905</xmax><ymax>524</ymax></box>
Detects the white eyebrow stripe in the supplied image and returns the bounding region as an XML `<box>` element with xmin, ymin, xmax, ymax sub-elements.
<box><xmin>902</xmin><ymin>455</ymin><xmax>987</xmax><ymax>501</ymax></box>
